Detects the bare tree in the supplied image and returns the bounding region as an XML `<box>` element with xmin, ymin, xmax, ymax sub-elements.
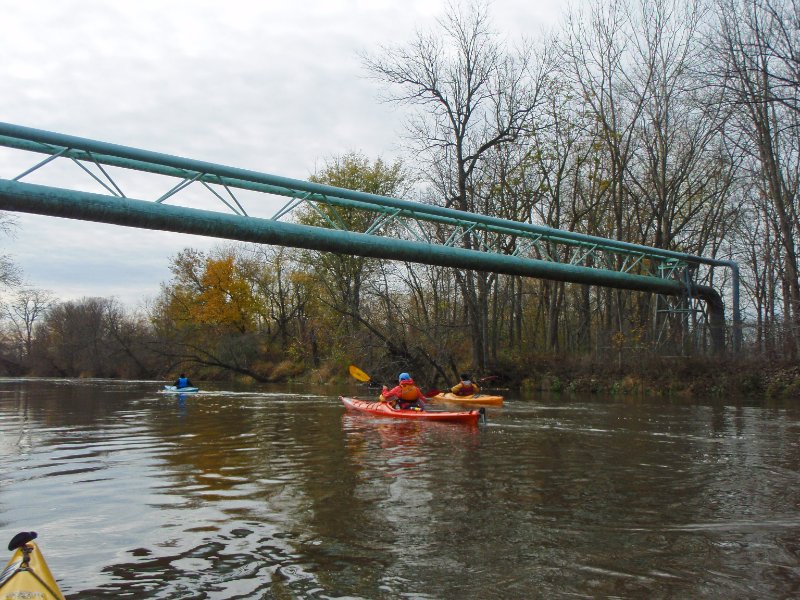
<box><xmin>0</xmin><ymin>212</ymin><xmax>21</xmax><ymax>289</ymax></box>
<box><xmin>559</xmin><ymin>0</ymin><xmax>656</xmax><ymax>344</ymax></box>
<box><xmin>362</xmin><ymin>0</ymin><xmax>550</xmax><ymax>370</ymax></box>
<box><xmin>755</xmin><ymin>0</ymin><xmax>800</xmax><ymax>115</ymax></box>
<box><xmin>712</xmin><ymin>0</ymin><xmax>800</xmax><ymax>356</ymax></box>
<box><xmin>2</xmin><ymin>287</ymin><xmax>54</xmax><ymax>360</ymax></box>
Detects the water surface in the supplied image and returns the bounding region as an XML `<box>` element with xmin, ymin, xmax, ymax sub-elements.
<box><xmin>1</xmin><ymin>378</ymin><xmax>799</xmax><ymax>598</ymax></box>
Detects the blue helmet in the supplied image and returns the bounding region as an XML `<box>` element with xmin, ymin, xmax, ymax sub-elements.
<box><xmin>398</xmin><ymin>372</ymin><xmax>411</xmax><ymax>381</ymax></box>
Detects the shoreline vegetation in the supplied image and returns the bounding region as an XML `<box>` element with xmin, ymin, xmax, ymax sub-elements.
<box><xmin>513</xmin><ymin>359</ymin><xmax>799</xmax><ymax>402</ymax></box>
<box><xmin>0</xmin><ymin>357</ymin><xmax>800</xmax><ymax>401</ymax></box>
<box><xmin>329</xmin><ymin>358</ymin><xmax>799</xmax><ymax>403</ymax></box>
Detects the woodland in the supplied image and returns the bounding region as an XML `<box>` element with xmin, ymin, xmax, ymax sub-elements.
<box><xmin>0</xmin><ymin>0</ymin><xmax>798</xmax><ymax>398</ymax></box>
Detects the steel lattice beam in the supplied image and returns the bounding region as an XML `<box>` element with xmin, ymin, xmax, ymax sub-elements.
<box><xmin>0</xmin><ymin>122</ymin><xmax>740</xmax><ymax>352</ymax></box>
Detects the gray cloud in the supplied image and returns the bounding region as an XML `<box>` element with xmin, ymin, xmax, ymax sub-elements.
<box><xmin>0</xmin><ymin>0</ymin><xmax>561</xmax><ymax>305</ymax></box>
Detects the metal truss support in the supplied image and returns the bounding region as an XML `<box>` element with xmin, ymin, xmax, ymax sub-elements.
<box><xmin>0</xmin><ymin>122</ymin><xmax>739</xmax><ymax>353</ymax></box>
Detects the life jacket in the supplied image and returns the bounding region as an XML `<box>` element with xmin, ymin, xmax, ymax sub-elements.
<box><xmin>396</xmin><ymin>381</ymin><xmax>420</xmax><ymax>401</ymax></box>
<box><xmin>177</xmin><ymin>377</ymin><xmax>190</xmax><ymax>388</ymax></box>
<box><xmin>454</xmin><ymin>382</ymin><xmax>475</xmax><ymax>396</ymax></box>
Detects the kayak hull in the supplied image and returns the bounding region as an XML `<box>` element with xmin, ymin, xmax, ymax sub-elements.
<box><xmin>340</xmin><ymin>396</ymin><xmax>481</xmax><ymax>425</ymax></box>
<box><xmin>429</xmin><ymin>392</ymin><xmax>504</xmax><ymax>406</ymax></box>
<box><xmin>0</xmin><ymin>541</ymin><xmax>64</xmax><ymax>600</ymax></box>
<box><xmin>163</xmin><ymin>385</ymin><xmax>199</xmax><ymax>393</ymax></box>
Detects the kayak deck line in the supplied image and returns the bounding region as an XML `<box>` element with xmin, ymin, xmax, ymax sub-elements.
<box><xmin>340</xmin><ymin>396</ymin><xmax>485</xmax><ymax>425</ymax></box>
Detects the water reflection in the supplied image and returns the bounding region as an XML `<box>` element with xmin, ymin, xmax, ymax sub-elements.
<box><xmin>1</xmin><ymin>379</ymin><xmax>799</xmax><ymax>598</ymax></box>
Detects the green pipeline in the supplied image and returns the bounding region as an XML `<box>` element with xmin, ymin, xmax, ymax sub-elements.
<box><xmin>0</xmin><ymin>178</ymin><xmax>725</xmax><ymax>352</ymax></box>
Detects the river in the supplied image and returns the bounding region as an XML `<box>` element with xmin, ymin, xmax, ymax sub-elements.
<box><xmin>1</xmin><ymin>378</ymin><xmax>798</xmax><ymax>598</ymax></box>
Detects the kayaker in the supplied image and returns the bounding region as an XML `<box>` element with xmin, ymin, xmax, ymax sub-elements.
<box><xmin>174</xmin><ymin>373</ymin><xmax>193</xmax><ymax>389</ymax></box>
<box><xmin>381</xmin><ymin>372</ymin><xmax>426</xmax><ymax>410</ymax></box>
<box><xmin>450</xmin><ymin>374</ymin><xmax>480</xmax><ymax>396</ymax></box>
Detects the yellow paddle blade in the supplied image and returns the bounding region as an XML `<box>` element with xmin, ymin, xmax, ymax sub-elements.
<box><xmin>348</xmin><ymin>364</ymin><xmax>371</xmax><ymax>382</ymax></box>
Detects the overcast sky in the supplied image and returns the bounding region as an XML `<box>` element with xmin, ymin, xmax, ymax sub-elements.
<box><xmin>0</xmin><ymin>0</ymin><xmax>564</xmax><ymax>307</ymax></box>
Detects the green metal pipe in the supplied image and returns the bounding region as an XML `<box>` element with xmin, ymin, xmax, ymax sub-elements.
<box><xmin>0</xmin><ymin>179</ymin><xmax>726</xmax><ymax>352</ymax></box>
<box><xmin>0</xmin><ymin>122</ymin><xmax>730</xmax><ymax>268</ymax></box>
<box><xmin>0</xmin><ymin>122</ymin><xmax>741</xmax><ymax>350</ymax></box>
<box><xmin>0</xmin><ymin>179</ymin><xmax>676</xmax><ymax>290</ymax></box>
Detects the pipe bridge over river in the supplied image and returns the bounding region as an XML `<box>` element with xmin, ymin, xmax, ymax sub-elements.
<box><xmin>0</xmin><ymin>123</ymin><xmax>740</xmax><ymax>353</ymax></box>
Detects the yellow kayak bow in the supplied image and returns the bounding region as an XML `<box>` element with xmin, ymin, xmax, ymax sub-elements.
<box><xmin>0</xmin><ymin>532</ymin><xmax>64</xmax><ymax>600</ymax></box>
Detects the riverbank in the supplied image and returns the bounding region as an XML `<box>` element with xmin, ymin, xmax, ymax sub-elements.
<box><xmin>503</xmin><ymin>356</ymin><xmax>800</xmax><ymax>401</ymax></box>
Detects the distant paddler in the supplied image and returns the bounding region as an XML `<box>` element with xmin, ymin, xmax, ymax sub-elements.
<box><xmin>173</xmin><ymin>373</ymin><xmax>194</xmax><ymax>389</ymax></box>
<box><xmin>450</xmin><ymin>373</ymin><xmax>479</xmax><ymax>396</ymax></box>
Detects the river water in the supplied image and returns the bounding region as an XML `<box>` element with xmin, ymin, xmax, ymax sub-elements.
<box><xmin>1</xmin><ymin>378</ymin><xmax>799</xmax><ymax>599</ymax></box>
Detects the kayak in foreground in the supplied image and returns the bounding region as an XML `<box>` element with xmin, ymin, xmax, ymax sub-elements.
<box><xmin>428</xmin><ymin>392</ymin><xmax>504</xmax><ymax>406</ymax></box>
<box><xmin>162</xmin><ymin>385</ymin><xmax>200</xmax><ymax>393</ymax></box>
<box><xmin>340</xmin><ymin>396</ymin><xmax>484</xmax><ymax>425</ymax></box>
<box><xmin>0</xmin><ymin>531</ymin><xmax>65</xmax><ymax>600</ymax></box>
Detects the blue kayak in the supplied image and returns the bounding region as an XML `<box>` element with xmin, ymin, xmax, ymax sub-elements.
<box><xmin>162</xmin><ymin>385</ymin><xmax>199</xmax><ymax>393</ymax></box>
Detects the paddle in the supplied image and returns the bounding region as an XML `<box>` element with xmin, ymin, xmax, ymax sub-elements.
<box><xmin>348</xmin><ymin>364</ymin><xmax>371</xmax><ymax>383</ymax></box>
<box><xmin>348</xmin><ymin>364</ymin><xmax>387</xmax><ymax>393</ymax></box>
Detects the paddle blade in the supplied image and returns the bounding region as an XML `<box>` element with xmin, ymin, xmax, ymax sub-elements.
<box><xmin>424</xmin><ymin>388</ymin><xmax>441</xmax><ymax>398</ymax></box>
<box><xmin>348</xmin><ymin>364</ymin><xmax>371</xmax><ymax>382</ymax></box>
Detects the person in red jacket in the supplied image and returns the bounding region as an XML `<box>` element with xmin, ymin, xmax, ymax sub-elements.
<box><xmin>381</xmin><ymin>372</ymin><xmax>426</xmax><ymax>410</ymax></box>
<box><xmin>450</xmin><ymin>374</ymin><xmax>480</xmax><ymax>396</ymax></box>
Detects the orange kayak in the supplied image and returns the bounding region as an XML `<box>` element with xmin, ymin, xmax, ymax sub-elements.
<box><xmin>429</xmin><ymin>392</ymin><xmax>504</xmax><ymax>406</ymax></box>
<box><xmin>1</xmin><ymin>532</ymin><xmax>64</xmax><ymax>600</ymax></box>
<box><xmin>340</xmin><ymin>396</ymin><xmax>483</xmax><ymax>425</ymax></box>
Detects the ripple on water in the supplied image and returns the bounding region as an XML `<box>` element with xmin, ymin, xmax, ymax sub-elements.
<box><xmin>2</xmin><ymin>381</ymin><xmax>800</xmax><ymax>599</ymax></box>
